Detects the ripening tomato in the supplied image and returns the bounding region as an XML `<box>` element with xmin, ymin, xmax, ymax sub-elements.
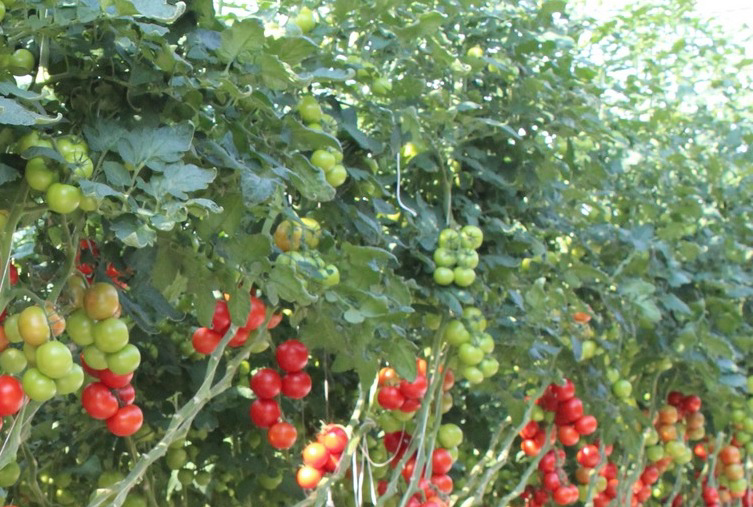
<box><xmin>720</xmin><ymin>445</ymin><xmax>742</xmax><ymax>465</ymax></box>
<box><xmin>250</xmin><ymin>368</ymin><xmax>282</xmax><ymax>399</ymax></box>
<box><xmin>296</xmin><ymin>465</ymin><xmax>322</xmax><ymax>489</ymax></box>
<box><xmin>302</xmin><ymin>442</ymin><xmax>329</xmax><ymax>469</ymax></box>
<box><xmin>281</xmin><ymin>371</ymin><xmax>312</xmax><ymax>399</ymax></box>
<box><xmin>267</xmin><ymin>421</ymin><xmax>297</xmax><ymax>450</ymax></box>
<box><xmin>192</xmin><ymin>327</ymin><xmax>222</xmax><ymax>355</ymax></box>
<box><xmin>276</xmin><ymin>339</ymin><xmax>309</xmax><ymax>372</ymax></box>
<box><xmin>378</xmin><ymin>367</ymin><xmax>398</xmax><ymax>386</ymax></box>
<box><xmin>249</xmin><ymin>399</ymin><xmax>281</xmax><ymax>428</ymax></box>
<box><xmin>99</xmin><ymin>369</ymin><xmax>133</xmax><ymax>389</ymax></box>
<box><xmin>82</xmin><ymin>382</ymin><xmax>118</xmax><ymax>419</ymax></box>
<box><xmin>0</xmin><ymin>375</ymin><xmax>24</xmax><ymax>416</ymax></box>
<box><xmin>683</xmin><ymin>395</ymin><xmax>701</xmax><ymax>413</ymax></box>
<box><xmin>84</xmin><ymin>283</ymin><xmax>120</xmax><ymax>321</ymax></box>
<box><xmin>318</xmin><ymin>426</ymin><xmax>347</xmax><ymax>454</ymax></box>
<box><xmin>106</xmin><ymin>404</ymin><xmax>143</xmax><ymax>436</ymax></box>
<box><xmin>18</xmin><ymin>305</ymin><xmax>50</xmax><ymax>346</ymax></box>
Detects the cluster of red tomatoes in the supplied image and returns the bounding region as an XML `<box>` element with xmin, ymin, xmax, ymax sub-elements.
<box><xmin>76</xmin><ymin>239</ymin><xmax>129</xmax><ymax>289</ymax></box>
<box><xmin>376</xmin><ymin>360</ymin><xmax>432</xmax><ymax>413</ymax></box>
<box><xmin>192</xmin><ymin>293</ymin><xmax>280</xmax><ymax>355</ymax></box>
<box><xmin>80</xmin><ymin>364</ymin><xmax>141</xmax><ymax>436</ymax></box>
<box><xmin>296</xmin><ymin>425</ymin><xmax>349</xmax><ymax>489</ymax></box>
<box><xmin>250</xmin><ymin>339</ymin><xmax>311</xmax><ymax>450</ymax></box>
<box><xmin>521</xmin><ymin>379</ymin><xmax>598</xmax><ymax>456</ymax></box>
<box><xmin>374</xmin><ymin>430</ymin><xmax>455</xmax><ymax>507</ymax></box>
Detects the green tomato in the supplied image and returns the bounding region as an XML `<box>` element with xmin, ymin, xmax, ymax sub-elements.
<box><xmin>456</xmin><ymin>249</ymin><xmax>479</xmax><ymax>269</ymax></box>
<box><xmin>22</xmin><ymin>367</ymin><xmax>57</xmax><ymax>402</ymax></box>
<box><xmin>195</xmin><ymin>471</ymin><xmax>212</xmax><ymax>487</ymax></box>
<box><xmin>438</xmin><ymin>423</ymin><xmax>464</xmax><ymax>448</ymax></box>
<box><xmin>467</xmin><ymin>45</ymin><xmax>483</xmax><ymax>58</ymax></box>
<box><xmin>463</xmin><ymin>307</ymin><xmax>486</xmax><ymax>331</ymax></box>
<box><xmin>330</xmin><ymin>149</ymin><xmax>343</xmax><ymax>163</ymax></box>
<box><xmin>480</xmin><ymin>357</ymin><xmax>499</xmax><ymax>377</ymax></box>
<box><xmin>664</xmin><ymin>440</ymin><xmax>685</xmax><ymax>459</ymax></box>
<box><xmin>747</xmin><ymin>375</ymin><xmax>753</xmax><ymax>393</ymax></box>
<box><xmin>258</xmin><ymin>472</ymin><xmax>283</xmax><ymax>490</ymax></box>
<box><xmin>55</xmin><ymin>363</ymin><xmax>84</xmax><ymax>395</ymax></box>
<box><xmin>326</xmin><ymin>164</ymin><xmax>348</xmax><ymax>187</ymax></box>
<box><xmin>35</xmin><ymin>341</ymin><xmax>73</xmax><ymax>379</ymax></box>
<box><xmin>9</xmin><ymin>48</ymin><xmax>34</xmax><ymax>76</ymax></box>
<box><xmin>0</xmin><ymin>462</ymin><xmax>20</xmax><ymax>488</ymax></box>
<box><xmin>311</xmin><ymin>149</ymin><xmax>336</xmax><ymax>171</ymax></box>
<box><xmin>79</xmin><ymin>195</ymin><xmax>99</xmax><ymax>212</ymax></box>
<box><xmin>3</xmin><ymin>315</ymin><xmax>23</xmax><ymax>343</ymax></box>
<box><xmin>531</xmin><ymin>405</ymin><xmax>545</xmax><ymax>422</ymax></box>
<box><xmin>438</xmin><ymin>228</ymin><xmax>460</xmax><ymax>250</ymax></box>
<box><xmin>82</xmin><ymin>344</ymin><xmax>108</xmax><ymax>370</ymax></box>
<box><xmin>16</xmin><ymin>131</ymin><xmax>53</xmax><ymax>154</ymax></box>
<box><xmin>293</xmin><ymin>7</ymin><xmax>316</xmax><ymax>33</ymax></box>
<box><xmin>453</xmin><ymin>267</ymin><xmax>476</xmax><ymax>287</ymax></box>
<box><xmin>457</xmin><ymin>343</ymin><xmax>483</xmax><ymax>365</ymax></box>
<box><xmin>67</xmin><ymin>309</ymin><xmax>94</xmax><ymax>346</ymax></box>
<box><xmin>97</xmin><ymin>470</ymin><xmax>125</xmax><ymax>488</ymax></box>
<box><xmin>372</xmin><ymin>77</ymin><xmax>392</xmax><ymax>95</ymax></box>
<box><xmin>612</xmin><ymin>379</ymin><xmax>632</xmax><ymax>399</ymax></box>
<box><xmin>106</xmin><ymin>343</ymin><xmax>141</xmax><ymax>375</ymax></box>
<box><xmin>166</xmin><ymin>448</ymin><xmax>188</xmax><ymax>470</ymax></box>
<box><xmin>177</xmin><ymin>469</ymin><xmax>193</xmax><ymax>486</ymax></box>
<box><xmin>433</xmin><ymin>267</ymin><xmax>454</xmax><ymax>285</ymax></box>
<box><xmin>25</xmin><ymin>157</ymin><xmax>58</xmax><ymax>192</ymax></box>
<box><xmin>55</xmin><ymin>136</ymin><xmax>88</xmax><ymax>162</ymax></box>
<box><xmin>123</xmin><ymin>494</ymin><xmax>148</xmax><ymax>507</ymax></box>
<box><xmin>377</xmin><ymin>412</ymin><xmax>402</xmax><ymax>433</ymax></box>
<box><xmin>729</xmin><ymin>478</ymin><xmax>748</xmax><ymax>494</ymax></box>
<box><xmin>424</xmin><ymin>313</ymin><xmax>441</xmax><ymax>330</ymax></box>
<box><xmin>460</xmin><ymin>225</ymin><xmax>484</xmax><ymax>249</ymax></box>
<box><xmin>462</xmin><ymin>366</ymin><xmax>484</xmax><ymax>384</ymax></box>
<box><xmin>393</xmin><ymin>409</ymin><xmax>416</xmax><ymax>422</ymax></box>
<box><xmin>319</xmin><ymin>264</ymin><xmax>340</xmax><ymax>287</ymax></box>
<box><xmin>433</xmin><ymin>248</ymin><xmax>456</xmax><ymax>268</ymax></box>
<box><xmin>69</xmin><ymin>156</ymin><xmax>94</xmax><ymax>179</ymax></box>
<box><xmin>298</xmin><ymin>97</ymin><xmax>322</xmax><ymax>122</ymax></box>
<box><xmin>731</xmin><ymin>408</ymin><xmax>746</xmax><ymax>423</ymax></box>
<box><xmin>580</xmin><ymin>339</ymin><xmax>597</xmax><ymax>360</ymax></box>
<box><xmin>477</xmin><ymin>332</ymin><xmax>494</xmax><ymax>353</ymax></box>
<box><xmin>92</xmin><ymin>318</ymin><xmax>129</xmax><ymax>353</ymax></box>
<box><xmin>444</xmin><ymin>320</ymin><xmax>470</xmax><ymax>346</ymax></box>
<box><xmin>646</xmin><ymin>445</ymin><xmax>664</xmax><ymax>462</ymax></box>
<box><xmin>0</xmin><ymin>3</ymin><xmax>6</xmax><ymax>23</ymax></box>
<box><xmin>46</xmin><ymin>183</ymin><xmax>81</xmax><ymax>214</ymax></box>
<box><xmin>0</xmin><ymin>348</ymin><xmax>27</xmax><ymax>374</ymax></box>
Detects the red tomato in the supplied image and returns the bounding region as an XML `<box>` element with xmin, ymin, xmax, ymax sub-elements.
<box><xmin>250</xmin><ymin>368</ymin><xmax>282</xmax><ymax>399</ymax></box>
<box><xmin>557</xmin><ymin>425</ymin><xmax>580</xmax><ymax>446</ymax></box>
<box><xmin>267</xmin><ymin>421</ymin><xmax>297</xmax><ymax>450</ymax></box>
<box><xmin>442</xmin><ymin>368</ymin><xmax>455</xmax><ymax>391</ymax></box>
<box><xmin>552</xmin><ymin>379</ymin><xmax>575</xmax><ymax>401</ymax></box>
<box><xmin>249</xmin><ymin>399</ymin><xmax>281</xmax><ymax>428</ymax></box>
<box><xmin>520</xmin><ymin>420</ymin><xmax>539</xmax><ymax>439</ymax></box>
<box><xmin>106</xmin><ymin>404</ymin><xmax>143</xmax><ymax>437</ymax></box>
<box><xmin>9</xmin><ymin>264</ymin><xmax>18</xmax><ymax>286</ymax></box>
<box><xmin>99</xmin><ymin>369</ymin><xmax>133</xmax><ymax>389</ymax></box>
<box><xmin>538</xmin><ymin>449</ymin><xmax>565</xmax><ymax>473</ymax></box>
<box><xmin>322</xmin><ymin>451</ymin><xmax>341</xmax><ymax>473</ymax></box>
<box><xmin>296</xmin><ymin>466</ymin><xmax>322</xmax><ymax>489</ymax></box>
<box><xmin>575</xmin><ymin>415</ymin><xmax>598</xmax><ymax>435</ymax></box>
<box><xmin>543</xmin><ymin>472</ymin><xmax>561</xmax><ymax>492</ymax></box>
<box><xmin>683</xmin><ymin>394</ymin><xmax>702</xmax><ymax>413</ymax></box>
<box><xmin>593</xmin><ymin>493</ymin><xmax>611</xmax><ymax>507</ymax></box>
<box><xmin>432</xmin><ymin>448</ymin><xmax>453</xmax><ymax>475</ymax></box>
<box><xmin>377</xmin><ymin>386</ymin><xmax>404</xmax><ymax>410</ymax></box>
<box><xmin>431</xmin><ymin>474</ymin><xmax>453</xmax><ymax>494</ymax></box>
<box><xmin>576</xmin><ymin>444</ymin><xmax>601</xmax><ymax>468</ymax></box>
<box><xmin>400</xmin><ymin>398</ymin><xmax>422</xmax><ymax>413</ymax></box>
<box><xmin>318</xmin><ymin>426</ymin><xmax>348</xmax><ymax>454</ymax></box>
<box><xmin>377</xmin><ymin>480</ymin><xmax>388</xmax><ymax>496</ymax></box>
<box><xmin>81</xmin><ymin>382</ymin><xmax>118</xmax><ymax>420</ymax></box>
<box><xmin>667</xmin><ymin>390</ymin><xmax>684</xmax><ymax>406</ymax></box>
<box><xmin>640</xmin><ymin>465</ymin><xmax>659</xmax><ymax>485</ymax></box>
<box><xmin>211</xmin><ymin>300</ymin><xmax>231</xmax><ymax>335</ymax></box>
<box><xmin>267</xmin><ymin>313</ymin><xmax>283</xmax><ymax>329</ymax></box>
<box><xmin>552</xmin><ymin>485</ymin><xmax>578</xmax><ymax>505</ymax></box>
<box><xmin>383</xmin><ymin>431</ymin><xmax>411</xmax><ymax>454</ymax></box>
<box><xmin>276</xmin><ymin>339</ymin><xmax>309</xmax><ymax>372</ymax></box>
<box><xmin>601</xmin><ymin>462</ymin><xmax>618</xmax><ymax>480</ymax></box>
<box><xmin>0</xmin><ymin>375</ymin><xmax>24</xmax><ymax>416</ymax></box>
<box><xmin>703</xmin><ymin>487</ymin><xmax>720</xmax><ymax>504</ymax></box>
<box><xmin>192</xmin><ymin>327</ymin><xmax>222</xmax><ymax>355</ymax></box>
<box><xmin>400</xmin><ymin>375</ymin><xmax>428</xmax><ymax>400</ymax></box>
<box><xmin>401</xmin><ymin>454</ymin><xmax>417</xmax><ymax>481</ymax></box>
<box><xmin>302</xmin><ymin>442</ymin><xmax>329</xmax><ymax>469</ymax></box>
<box><xmin>555</xmin><ymin>397</ymin><xmax>583</xmax><ymax>425</ymax></box>
<box><xmin>245</xmin><ymin>296</ymin><xmax>267</xmax><ymax>330</ymax></box>
<box><xmin>114</xmin><ymin>384</ymin><xmax>136</xmax><ymax>405</ymax></box>
<box><xmin>281</xmin><ymin>371</ymin><xmax>312</xmax><ymax>399</ymax></box>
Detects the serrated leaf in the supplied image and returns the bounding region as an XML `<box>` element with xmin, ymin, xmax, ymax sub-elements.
<box><xmin>341</xmin><ymin>121</ymin><xmax>384</xmax><ymax>154</ymax></box>
<box><xmin>240</xmin><ymin>168</ymin><xmax>280</xmax><ymax>207</ymax></box>
<box><xmin>282</xmin><ymin>154</ymin><xmax>336</xmax><ymax>202</ymax></box>
<box><xmin>217</xmin><ymin>18</ymin><xmax>265</xmax><ymax>64</ymax></box>
<box><xmin>117</xmin><ymin>124</ymin><xmax>194</xmax><ymax>171</ymax></box>
<box><xmin>111</xmin><ymin>0</ymin><xmax>186</xmax><ymax>21</ymax></box>
<box><xmin>152</xmin><ymin>164</ymin><xmax>216</xmax><ymax>199</ymax></box>
<box><xmin>111</xmin><ymin>215</ymin><xmax>157</xmax><ymax>248</ymax></box>
<box><xmin>78</xmin><ymin>180</ymin><xmax>121</xmax><ymax>198</ymax></box>
<box><xmin>0</xmin><ymin>97</ymin><xmax>61</xmax><ymax>126</ymax></box>
<box><xmin>227</xmin><ymin>288</ymin><xmax>251</xmax><ymax>328</ymax></box>
<box><xmin>0</xmin><ymin>82</ymin><xmax>43</xmax><ymax>100</ymax></box>
<box><xmin>103</xmin><ymin>161</ymin><xmax>132</xmax><ymax>188</ymax></box>
<box><xmin>266</xmin><ymin>36</ymin><xmax>318</xmax><ymax>65</ymax></box>
<box><xmin>83</xmin><ymin>119</ymin><xmax>128</xmax><ymax>153</ymax></box>
<box><xmin>0</xmin><ymin>163</ymin><xmax>19</xmax><ymax>186</ymax></box>
<box><xmin>395</xmin><ymin>11</ymin><xmax>445</xmax><ymax>40</ymax></box>
<box><xmin>285</xmin><ymin>118</ymin><xmax>341</xmax><ymax>152</ymax></box>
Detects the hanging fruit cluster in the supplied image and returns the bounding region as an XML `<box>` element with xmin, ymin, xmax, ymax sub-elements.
<box><xmin>432</xmin><ymin>225</ymin><xmax>483</xmax><ymax>287</ymax></box>
<box><xmin>443</xmin><ymin>306</ymin><xmax>498</xmax><ymax>384</ymax></box>
<box><xmin>296</xmin><ymin>425</ymin><xmax>349</xmax><ymax>489</ymax></box>
<box><xmin>297</xmin><ymin>96</ymin><xmax>348</xmax><ymax>188</ymax></box>
<box><xmin>18</xmin><ymin>132</ymin><xmax>98</xmax><ymax>214</ymax></box>
<box><xmin>80</xmin><ymin>368</ymin><xmax>141</xmax><ymax>437</ymax></box>
<box><xmin>250</xmin><ymin>339</ymin><xmax>311</xmax><ymax>449</ymax></box>
<box><xmin>192</xmin><ymin>292</ymin><xmax>280</xmax><ymax>356</ymax></box>
<box><xmin>274</xmin><ymin>217</ymin><xmax>340</xmax><ymax>289</ymax></box>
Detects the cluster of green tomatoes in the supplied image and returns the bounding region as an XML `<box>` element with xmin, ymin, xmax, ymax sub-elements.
<box><xmin>432</xmin><ymin>225</ymin><xmax>483</xmax><ymax>287</ymax></box>
<box><xmin>17</xmin><ymin>131</ymin><xmax>98</xmax><ymax>214</ymax></box>
<box><xmin>297</xmin><ymin>96</ymin><xmax>348</xmax><ymax>188</ymax></box>
<box><xmin>442</xmin><ymin>307</ymin><xmax>499</xmax><ymax>384</ymax></box>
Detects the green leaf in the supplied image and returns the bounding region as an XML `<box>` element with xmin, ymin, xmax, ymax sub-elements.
<box><xmin>266</xmin><ymin>36</ymin><xmax>318</xmax><ymax>66</ymax></box>
<box><xmin>0</xmin><ymin>82</ymin><xmax>44</xmax><ymax>101</ymax></box>
<box><xmin>84</xmin><ymin>119</ymin><xmax>128</xmax><ymax>153</ymax></box>
<box><xmin>152</xmin><ymin>164</ymin><xmax>217</xmax><ymax>199</ymax></box>
<box><xmin>0</xmin><ymin>163</ymin><xmax>19</xmax><ymax>186</ymax></box>
<box><xmin>267</xmin><ymin>264</ymin><xmax>317</xmax><ymax>306</ymax></box>
<box><xmin>540</xmin><ymin>0</ymin><xmax>567</xmax><ymax>15</ymax></box>
<box><xmin>343</xmin><ymin>308</ymin><xmax>365</xmax><ymax>324</ymax></box>
<box><xmin>258</xmin><ymin>54</ymin><xmax>305</xmax><ymax>90</ymax></box>
<box><xmin>395</xmin><ymin>11</ymin><xmax>446</xmax><ymax>40</ymax></box>
<box><xmin>0</xmin><ymin>98</ymin><xmax>61</xmax><ymax>126</ymax></box>
<box><xmin>299</xmin><ymin>68</ymin><xmax>354</xmax><ymax>82</ymax></box>
<box><xmin>103</xmin><ymin>161</ymin><xmax>132</xmax><ymax>188</ymax></box>
<box><xmin>389</xmin><ymin>340</ymin><xmax>418</xmax><ymax>381</ymax></box>
<box><xmin>217</xmin><ymin>18</ymin><xmax>265</xmax><ymax>64</ymax></box>
<box><xmin>111</xmin><ymin>215</ymin><xmax>157</xmax><ymax>248</ymax></box>
<box><xmin>285</xmin><ymin>118</ymin><xmax>342</xmax><ymax>152</ymax></box>
<box><xmin>117</xmin><ymin>124</ymin><xmax>194</xmax><ymax>171</ymax></box>
<box><xmin>111</xmin><ymin>0</ymin><xmax>187</xmax><ymax>21</ymax></box>
<box><xmin>227</xmin><ymin>288</ymin><xmax>251</xmax><ymax>328</ymax></box>
<box><xmin>281</xmin><ymin>154</ymin><xmax>336</xmax><ymax>202</ymax></box>
<box><xmin>78</xmin><ymin>180</ymin><xmax>121</xmax><ymax>199</ymax></box>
